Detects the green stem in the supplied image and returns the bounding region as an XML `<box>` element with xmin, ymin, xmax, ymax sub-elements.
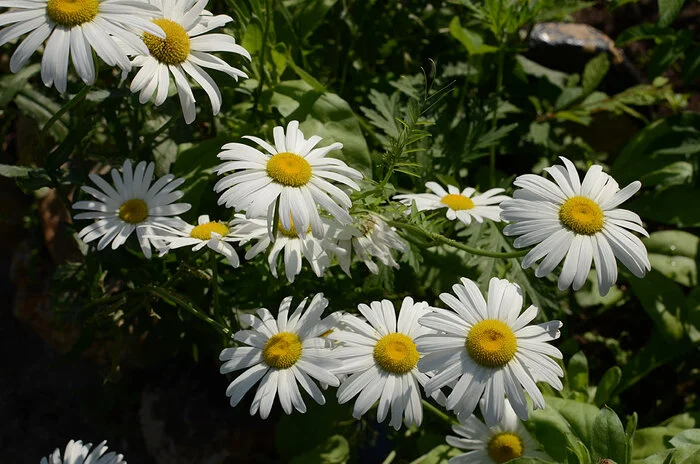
<box><xmin>146</xmin><ymin>286</ymin><xmax>231</xmax><ymax>338</ymax></box>
<box><xmin>381</xmin><ymin>451</ymin><xmax>397</xmax><ymax>464</ymax></box>
<box><xmin>210</xmin><ymin>251</ymin><xmax>220</xmax><ymax>315</ymax></box>
<box><xmin>252</xmin><ymin>0</ymin><xmax>272</xmax><ymax>114</ymax></box>
<box><xmin>387</xmin><ymin>220</ymin><xmax>528</xmax><ymax>259</ymax></box>
<box><xmin>421</xmin><ymin>399</ymin><xmax>456</xmax><ymax>426</ymax></box>
<box><xmin>42</xmin><ymin>84</ymin><xmax>92</xmax><ymax>137</ymax></box>
<box><xmin>489</xmin><ymin>46</ymin><xmax>505</xmax><ymax>186</ymax></box>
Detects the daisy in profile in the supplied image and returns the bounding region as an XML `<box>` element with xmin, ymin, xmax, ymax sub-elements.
<box><xmin>151</xmin><ymin>214</ymin><xmax>239</xmax><ymax>267</ymax></box>
<box><xmin>219</xmin><ymin>294</ymin><xmax>340</xmax><ymax>419</ymax></box>
<box><xmin>328</xmin><ymin>297</ymin><xmax>444</xmax><ymax>430</ymax></box>
<box><xmin>40</xmin><ymin>439</ymin><xmax>125</xmax><ymax>464</ymax></box>
<box><xmin>229</xmin><ymin>213</ymin><xmax>344</xmax><ymax>283</ymax></box>
<box><xmin>127</xmin><ymin>0</ymin><xmax>250</xmax><ymax>124</ymax></box>
<box><xmin>214</xmin><ymin>120</ymin><xmax>363</xmax><ymax>239</ymax></box>
<box><xmin>0</xmin><ymin>0</ymin><xmax>163</xmax><ymax>93</ymax></box>
<box><xmin>500</xmin><ymin>156</ymin><xmax>650</xmax><ymax>295</ymax></box>
<box><xmin>72</xmin><ymin>160</ymin><xmax>190</xmax><ymax>258</ymax></box>
<box><xmin>329</xmin><ymin>214</ymin><xmax>408</xmax><ymax>275</ymax></box>
<box><xmin>417</xmin><ymin>277</ymin><xmax>563</xmax><ymax>426</ymax></box>
<box><xmin>446</xmin><ymin>400</ymin><xmax>549</xmax><ymax>464</ymax></box>
<box><xmin>394</xmin><ymin>182</ymin><xmax>509</xmax><ymax>226</ymax></box>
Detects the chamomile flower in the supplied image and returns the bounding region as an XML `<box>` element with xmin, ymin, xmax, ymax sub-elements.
<box><xmin>214</xmin><ymin>120</ymin><xmax>363</xmax><ymax>239</ymax></box>
<box><xmin>72</xmin><ymin>160</ymin><xmax>191</xmax><ymax>258</ymax></box>
<box><xmin>40</xmin><ymin>439</ymin><xmax>125</xmax><ymax>464</ymax></box>
<box><xmin>219</xmin><ymin>294</ymin><xmax>340</xmax><ymax>419</ymax></box>
<box><xmin>127</xmin><ymin>0</ymin><xmax>250</xmax><ymax>124</ymax></box>
<box><xmin>417</xmin><ymin>277</ymin><xmax>563</xmax><ymax>426</ymax></box>
<box><xmin>0</xmin><ymin>0</ymin><xmax>164</xmax><ymax>93</ymax></box>
<box><xmin>151</xmin><ymin>214</ymin><xmax>239</xmax><ymax>267</ymax></box>
<box><xmin>329</xmin><ymin>214</ymin><xmax>408</xmax><ymax>275</ymax></box>
<box><xmin>500</xmin><ymin>156</ymin><xmax>651</xmax><ymax>295</ymax></box>
<box><xmin>229</xmin><ymin>213</ymin><xmax>344</xmax><ymax>283</ymax></box>
<box><xmin>446</xmin><ymin>401</ymin><xmax>548</xmax><ymax>464</ymax></box>
<box><xmin>328</xmin><ymin>297</ymin><xmax>444</xmax><ymax>430</ymax></box>
<box><xmin>394</xmin><ymin>182</ymin><xmax>509</xmax><ymax>226</ymax></box>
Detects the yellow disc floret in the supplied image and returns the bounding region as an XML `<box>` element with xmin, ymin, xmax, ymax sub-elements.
<box><xmin>143</xmin><ymin>18</ymin><xmax>191</xmax><ymax>65</ymax></box>
<box><xmin>118</xmin><ymin>199</ymin><xmax>149</xmax><ymax>224</ymax></box>
<box><xmin>46</xmin><ymin>0</ymin><xmax>99</xmax><ymax>27</ymax></box>
<box><xmin>487</xmin><ymin>432</ymin><xmax>524</xmax><ymax>463</ymax></box>
<box><xmin>466</xmin><ymin>320</ymin><xmax>517</xmax><ymax>368</ymax></box>
<box><xmin>190</xmin><ymin>221</ymin><xmax>229</xmax><ymax>240</ymax></box>
<box><xmin>266</xmin><ymin>152</ymin><xmax>312</xmax><ymax>187</ymax></box>
<box><xmin>277</xmin><ymin>217</ymin><xmax>311</xmax><ymax>238</ymax></box>
<box><xmin>262</xmin><ymin>332</ymin><xmax>302</xmax><ymax>369</ymax></box>
<box><xmin>373</xmin><ymin>333</ymin><xmax>420</xmax><ymax>375</ymax></box>
<box><xmin>440</xmin><ymin>193</ymin><xmax>475</xmax><ymax>211</ymax></box>
<box><xmin>558</xmin><ymin>196</ymin><xmax>604</xmax><ymax>235</ymax></box>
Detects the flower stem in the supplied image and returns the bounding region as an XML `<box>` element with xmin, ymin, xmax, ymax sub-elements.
<box><xmin>146</xmin><ymin>286</ymin><xmax>231</xmax><ymax>338</ymax></box>
<box><xmin>421</xmin><ymin>399</ymin><xmax>456</xmax><ymax>426</ymax></box>
<box><xmin>489</xmin><ymin>46</ymin><xmax>505</xmax><ymax>186</ymax></box>
<box><xmin>42</xmin><ymin>84</ymin><xmax>92</xmax><ymax>137</ymax></box>
<box><xmin>210</xmin><ymin>251</ymin><xmax>220</xmax><ymax>319</ymax></box>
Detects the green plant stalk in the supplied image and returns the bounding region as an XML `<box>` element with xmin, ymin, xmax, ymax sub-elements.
<box><xmin>388</xmin><ymin>220</ymin><xmax>528</xmax><ymax>259</ymax></box>
<box><xmin>210</xmin><ymin>251</ymin><xmax>220</xmax><ymax>320</ymax></box>
<box><xmin>421</xmin><ymin>399</ymin><xmax>456</xmax><ymax>426</ymax></box>
<box><xmin>146</xmin><ymin>286</ymin><xmax>231</xmax><ymax>338</ymax></box>
<box><xmin>42</xmin><ymin>84</ymin><xmax>92</xmax><ymax>137</ymax></box>
<box><xmin>252</xmin><ymin>0</ymin><xmax>273</xmax><ymax>114</ymax></box>
<box><xmin>489</xmin><ymin>46</ymin><xmax>505</xmax><ymax>186</ymax></box>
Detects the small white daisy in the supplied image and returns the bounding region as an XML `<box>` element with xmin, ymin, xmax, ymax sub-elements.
<box><xmin>40</xmin><ymin>439</ymin><xmax>125</xmax><ymax>464</ymax></box>
<box><xmin>219</xmin><ymin>294</ymin><xmax>340</xmax><ymax>419</ymax></box>
<box><xmin>328</xmin><ymin>297</ymin><xmax>444</xmax><ymax>430</ymax></box>
<box><xmin>128</xmin><ymin>0</ymin><xmax>250</xmax><ymax>124</ymax></box>
<box><xmin>500</xmin><ymin>156</ymin><xmax>651</xmax><ymax>295</ymax></box>
<box><xmin>151</xmin><ymin>214</ymin><xmax>239</xmax><ymax>267</ymax></box>
<box><xmin>229</xmin><ymin>213</ymin><xmax>344</xmax><ymax>283</ymax></box>
<box><xmin>214</xmin><ymin>120</ymin><xmax>363</xmax><ymax>239</ymax></box>
<box><xmin>72</xmin><ymin>159</ymin><xmax>191</xmax><ymax>258</ymax></box>
<box><xmin>0</xmin><ymin>0</ymin><xmax>164</xmax><ymax>93</ymax></box>
<box><xmin>417</xmin><ymin>277</ymin><xmax>563</xmax><ymax>426</ymax></box>
<box><xmin>446</xmin><ymin>400</ymin><xmax>549</xmax><ymax>464</ymax></box>
<box><xmin>394</xmin><ymin>182</ymin><xmax>509</xmax><ymax>226</ymax></box>
<box><xmin>329</xmin><ymin>213</ymin><xmax>408</xmax><ymax>275</ymax></box>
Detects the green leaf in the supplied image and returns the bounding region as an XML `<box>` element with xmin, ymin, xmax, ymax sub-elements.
<box><xmin>241</xmin><ymin>15</ymin><xmax>264</xmax><ymax>55</ymax></box>
<box><xmin>644</xmin><ymin>231</ymin><xmax>698</xmax><ymax>287</ymax></box>
<box><xmin>616</xmin><ymin>23</ymin><xmax>673</xmax><ymax>46</ymax></box>
<box><xmin>670</xmin><ymin>430</ymin><xmax>700</xmax><ymax>448</ymax></box>
<box><xmin>634</xmin><ymin>427</ymin><xmax>684</xmax><ymax>459</ymax></box>
<box><xmin>628</xmin><ymin>185</ymin><xmax>700</xmax><ymax>228</ymax></box>
<box><xmin>294</xmin><ymin>0</ymin><xmax>338</xmax><ymax>40</ymax></box>
<box><xmin>290</xmin><ymin>435</ymin><xmax>349</xmax><ymax>464</ymax></box>
<box><xmin>629</xmin><ymin>271</ymin><xmax>686</xmax><ymax>341</ymax></box>
<box><xmin>409</xmin><ymin>444</ymin><xmax>460</xmax><ymax>464</ymax></box>
<box><xmin>648</xmin><ymin>32</ymin><xmax>691</xmax><ymax>78</ymax></box>
<box><xmin>594</xmin><ymin>366</ymin><xmax>622</xmax><ymax>407</ymax></box>
<box><xmin>515</xmin><ymin>55</ymin><xmax>569</xmax><ymax>87</ymax></box>
<box><xmin>681</xmin><ymin>47</ymin><xmax>700</xmax><ymax>84</ymax></box>
<box><xmin>582</xmin><ymin>54</ymin><xmax>610</xmax><ymax>95</ymax></box>
<box><xmin>657</xmin><ymin>0</ymin><xmax>686</xmax><ymax>27</ymax></box>
<box><xmin>449</xmin><ymin>17</ymin><xmax>498</xmax><ymax>55</ymax></box>
<box><xmin>0</xmin><ymin>63</ymin><xmax>40</xmax><ymax>107</ymax></box>
<box><xmin>567</xmin><ymin>351</ymin><xmax>590</xmax><ymax>396</ymax></box>
<box><xmin>0</xmin><ymin>164</ymin><xmax>33</xmax><ymax>178</ymax></box>
<box><xmin>566</xmin><ymin>436</ymin><xmax>592</xmax><ymax>464</ymax></box>
<box><xmin>591</xmin><ymin>407</ymin><xmax>627</xmax><ymax>464</ymax></box>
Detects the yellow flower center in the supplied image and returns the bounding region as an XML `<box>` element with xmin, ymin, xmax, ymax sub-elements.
<box><xmin>440</xmin><ymin>193</ymin><xmax>475</xmax><ymax>211</ymax></box>
<box><xmin>118</xmin><ymin>199</ymin><xmax>149</xmax><ymax>224</ymax></box>
<box><xmin>466</xmin><ymin>320</ymin><xmax>517</xmax><ymax>368</ymax></box>
<box><xmin>46</xmin><ymin>0</ymin><xmax>99</xmax><ymax>27</ymax></box>
<box><xmin>277</xmin><ymin>218</ymin><xmax>311</xmax><ymax>238</ymax></box>
<box><xmin>262</xmin><ymin>332</ymin><xmax>302</xmax><ymax>369</ymax></box>
<box><xmin>487</xmin><ymin>433</ymin><xmax>524</xmax><ymax>463</ymax></box>
<box><xmin>373</xmin><ymin>333</ymin><xmax>420</xmax><ymax>375</ymax></box>
<box><xmin>190</xmin><ymin>221</ymin><xmax>229</xmax><ymax>240</ymax></box>
<box><xmin>266</xmin><ymin>152</ymin><xmax>312</xmax><ymax>187</ymax></box>
<box><xmin>143</xmin><ymin>18</ymin><xmax>190</xmax><ymax>65</ymax></box>
<box><xmin>558</xmin><ymin>196</ymin><xmax>604</xmax><ymax>235</ymax></box>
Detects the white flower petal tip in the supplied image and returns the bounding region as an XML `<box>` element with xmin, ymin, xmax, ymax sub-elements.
<box><xmin>500</xmin><ymin>157</ymin><xmax>650</xmax><ymax>295</ymax></box>
<box><xmin>40</xmin><ymin>439</ymin><xmax>126</xmax><ymax>464</ymax></box>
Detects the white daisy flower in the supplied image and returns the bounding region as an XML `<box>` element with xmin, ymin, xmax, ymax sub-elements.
<box><xmin>446</xmin><ymin>400</ymin><xmax>549</xmax><ymax>464</ymax></box>
<box><xmin>394</xmin><ymin>182</ymin><xmax>509</xmax><ymax>226</ymax></box>
<box><xmin>219</xmin><ymin>293</ymin><xmax>340</xmax><ymax>419</ymax></box>
<box><xmin>151</xmin><ymin>214</ymin><xmax>239</xmax><ymax>267</ymax></box>
<box><xmin>229</xmin><ymin>213</ymin><xmax>344</xmax><ymax>283</ymax></box>
<box><xmin>0</xmin><ymin>0</ymin><xmax>164</xmax><ymax>93</ymax></box>
<box><xmin>328</xmin><ymin>297</ymin><xmax>444</xmax><ymax>430</ymax></box>
<box><xmin>329</xmin><ymin>213</ymin><xmax>408</xmax><ymax>275</ymax></box>
<box><xmin>417</xmin><ymin>277</ymin><xmax>563</xmax><ymax>426</ymax></box>
<box><xmin>40</xmin><ymin>439</ymin><xmax>125</xmax><ymax>464</ymax></box>
<box><xmin>214</xmin><ymin>120</ymin><xmax>363</xmax><ymax>239</ymax></box>
<box><xmin>500</xmin><ymin>156</ymin><xmax>651</xmax><ymax>295</ymax></box>
<box><xmin>72</xmin><ymin>159</ymin><xmax>191</xmax><ymax>258</ymax></box>
<box><xmin>128</xmin><ymin>0</ymin><xmax>250</xmax><ymax>124</ymax></box>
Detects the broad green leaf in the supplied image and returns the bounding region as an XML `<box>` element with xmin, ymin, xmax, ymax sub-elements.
<box><xmin>644</xmin><ymin>231</ymin><xmax>699</xmax><ymax>287</ymax></box>
<box><xmin>172</xmin><ymin>136</ymin><xmax>230</xmax><ymax>179</ymax></box>
<box><xmin>648</xmin><ymin>32</ymin><xmax>691</xmax><ymax>78</ymax></box>
<box><xmin>566</xmin><ymin>436</ymin><xmax>592</xmax><ymax>464</ymax></box>
<box><xmin>616</xmin><ymin>23</ymin><xmax>673</xmax><ymax>46</ymax></box>
<box><xmin>582</xmin><ymin>54</ymin><xmax>610</xmax><ymax>95</ymax></box>
<box><xmin>449</xmin><ymin>17</ymin><xmax>498</xmax><ymax>55</ymax></box>
<box><xmin>633</xmin><ymin>427</ymin><xmax>683</xmax><ymax>459</ymax></box>
<box><xmin>681</xmin><ymin>46</ymin><xmax>700</xmax><ymax>84</ymax></box>
<box><xmin>594</xmin><ymin>366</ymin><xmax>622</xmax><ymax>407</ymax></box>
<box><xmin>628</xmin><ymin>271</ymin><xmax>686</xmax><ymax>341</ymax></box>
<box><xmin>657</xmin><ymin>0</ymin><xmax>686</xmax><ymax>27</ymax></box>
<box><xmin>515</xmin><ymin>55</ymin><xmax>568</xmax><ymax>87</ymax></box>
<box><xmin>241</xmin><ymin>15</ymin><xmax>264</xmax><ymax>55</ymax></box>
<box><xmin>294</xmin><ymin>0</ymin><xmax>338</xmax><ymax>40</ymax></box>
<box><xmin>0</xmin><ymin>164</ymin><xmax>32</xmax><ymax>178</ymax></box>
<box><xmin>409</xmin><ymin>444</ymin><xmax>460</xmax><ymax>464</ymax></box>
<box><xmin>670</xmin><ymin>430</ymin><xmax>700</xmax><ymax>448</ymax></box>
<box><xmin>628</xmin><ymin>185</ymin><xmax>700</xmax><ymax>228</ymax></box>
<box><xmin>567</xmin><ymin>351</ymin><xmax>589</xmax><ymax>396</ymax></box>
<box><xmin>592</xmin><ymin>407</ymin><xmax>627</xmax><ymax>464</ymax></box>
<box><xmin>525</xmin><ymin>405</ymin><xmax>574</xmax><ymax>462</ymax></box>
<box><xmin>290</xmin><ymin>435</ymin><xmax>349</xmax><ymax>464</ymax></box>
<box><xmin>0</xmin><ymin>63</ymin><xmax>40</xmax><ymax>107</ymax></box>
<box><xmin>640</xmin><ymin>161</ymin><xmax>693</xmax><ymax>186</ymax></box>
<box><xmin>662</xmin><ymin>412</ymin><xmax>700</xmax><ymax>429</ymax></box>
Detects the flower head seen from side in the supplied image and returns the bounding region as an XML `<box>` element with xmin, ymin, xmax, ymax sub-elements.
<box><xmin>394</xmin><ymin>182</ymin><xmax>509</xmax><ymax>226</ymax></box>
<box><xmin>219</xmin><ymin>294</ymin><xmax>340</xmax><ymax>419</ymax></box>
<box><xmin>500</xmin><ymin>156</ymin><xmax>651</xmax><ymax>295</ymax></box>
<box><xmin>214</xmin><ymin>120</ymin><xmax>363</xmax><ymax>239</ymax></box>
<box><xmin>229</xmin><ymin>213</ymin><xmax>343</xmax><ymax>283</ymax></box>
<box><xmin>40</xmin><ymin>439</ymin><xmax>125</xmax><ymax>464</ymax></box>
<box><xmin>328</xmin><ymin>297</ymin><xmax>444</xmax><ymax>430</ymax></box>
<box><xmin>417</xmin><ymin>277</ymin><xmax>563</xmax><ymax>426</ymax></box>
<box><xmin>0</xmin><ymin>0</ymin><xmax>164</xmax><ymax>93</ymax></box>
<box><xmin>330</xmin><ymin>214</ymin><xmax>408</xmax><ymax>276</ymax></box>
<box><xmin>128</xmin><ymin>0</ymin><xmax>250</xmax><ymax>124</ymax></box>
<box><xmin>72</xmin><ymin>160</ymin><xmax>191</xmax><ymax>258</ymax></box>
<box><xmin>446</xmin><ymin>400</ymin><xmax>549</xmax><ymax>464</ymax></box>
<box><xmin>151</xmin><ymin>214</ymin><xmax>240</xmax><ymax>267</ymax></box>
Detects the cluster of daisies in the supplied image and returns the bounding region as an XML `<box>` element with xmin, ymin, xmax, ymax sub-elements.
<box><xmin>0</xmin><ymin>0</ymin><xmax>250</xmax><ymax>123</ymax></box>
